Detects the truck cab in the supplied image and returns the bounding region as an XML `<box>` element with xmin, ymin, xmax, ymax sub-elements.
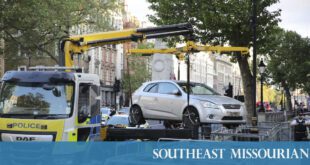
<box><xmin>0</xmin><ymin>67</ymin><xmax>101</xmax><ymax>141</ymax></box>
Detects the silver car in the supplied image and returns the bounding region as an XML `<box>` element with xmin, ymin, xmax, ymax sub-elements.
<box><xmin>130</xmin><ymin>80</ymin><xmax>246</xmax><ymax>128</ymax></box>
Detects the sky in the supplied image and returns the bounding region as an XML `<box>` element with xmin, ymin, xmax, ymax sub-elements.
<box><xmin>126</xmin><ymin>0</ymin><xmax>310</xmax><ymax>37</ymax></box>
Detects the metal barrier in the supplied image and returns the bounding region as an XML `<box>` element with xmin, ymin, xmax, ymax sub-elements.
<box><xmin>265</xmin><ymin>112</ymin><xmax>285</xmax><ymax>122</ymax></box>
<box><xmin>210</xmin><ymin>122</ymin><xmax>293</xmax><ymax>141</ymax></box>
<box><xmin>259</xmin><ymin>111</ymin><xmax>294</xmax><ymax>123</ymax></box>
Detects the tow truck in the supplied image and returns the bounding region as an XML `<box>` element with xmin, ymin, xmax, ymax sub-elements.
<box><xmin>0</xmin><ymin>23</ymin><xmax>193</xmax><ymax>141</ymax></box>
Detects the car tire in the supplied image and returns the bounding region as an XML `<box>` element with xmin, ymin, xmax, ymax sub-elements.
<box><xmin>182</xmin><ymin>107</ymin><xmax>200</xmax><ymax>129</ymax></box>
<box><xmin>129</xmin><ymin>105</ymin><xmax>145</xmax><ymax>125</ymax></box>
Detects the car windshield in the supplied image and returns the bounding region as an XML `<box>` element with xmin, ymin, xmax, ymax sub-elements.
<box><xmin>177</xmin><ymin>82</ymin><xmax>219</xmax><ymax>95</ymax></box>
<box><xmin>0</xmin><ymin>82</ymin><xmax>74</xmax><ymax>118</ymax></box>
<box><xmin>107</xmin><ymin>116</ymin><xmax>129</xmax><ymax>125</ymax></box>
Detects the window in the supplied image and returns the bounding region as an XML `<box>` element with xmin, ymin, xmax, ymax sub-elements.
<box><xmin>148</xmin><ymin>84</ymin><xmax>158</xmax><ymax>93</ymax></box>
<box><xmin>0</xmin><ymin>82</ymin><xmax>74</xmax><ymax>118</ymax></box>
<box><xmin>177</xmin><ymin>82</ymin><xmax>219</xmax><ymax>95</ymax></box>
<box><xmin>78</xmin><ymin>84</ymin><xmax>100</xmax><ymax>121</ymax></box>
<box><xmin>143</xmin><ymin>83</ymin><xmax>155</xmax><ymax>92</ymax></box>
<box><xmin>158</xmin><ymin>83</ymin><xmax>179</xmax><ymax>94</ymax></box>
<box><xmin>90</xmin><ymin>85</ymin><xmax>100</xmax><ymax>117</ymax></box>
<box><xmin>78</xmin><ymin>84</ymin><xmax>90</xmax><ymax>121</ymax></box>
<box><xmin>143</xmin><ymin>83</ymin><xmax>158</xmax><ymax>93</ymax></box>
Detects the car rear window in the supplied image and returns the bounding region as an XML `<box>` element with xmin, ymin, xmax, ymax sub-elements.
<box><xmin>177</xmin><ymin>82</ymin><xmax>219</xmax><ymax>95</ymax></box>
<box><xmin>143</xmin><ymin>83</ymin><xmax>158</xmax><ymax>93</ymax></box>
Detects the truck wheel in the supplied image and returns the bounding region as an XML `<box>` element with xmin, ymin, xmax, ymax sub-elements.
<box><xmin>182</xmin><ymin>107</ymin><xmax>200</xmax><ymax>129</ymax></box>
<box><xmin>129</xmin><ymin>105</ymin><xmax>145</xmax><ymax>125</ymax></box>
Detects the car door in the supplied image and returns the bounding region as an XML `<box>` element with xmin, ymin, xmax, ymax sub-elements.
<box><xmin>138</xmin><ymin>83</ymin><xmax>159</xmax><ymax>118</ymax></box>
<box><xmin>155</xmin><ymin>82</ymin><xmax>184</xmax><ymax>120</ymax></box>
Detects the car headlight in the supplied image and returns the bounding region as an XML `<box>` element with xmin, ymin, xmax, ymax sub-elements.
<box><xmin>200</xmin><ymin>101</ymin><xmax>220</xmax><ymax>109</ymax></box>
<box><xmin>241</xmin><ymin>104</ymin><xmax>247</xmax><ymax>115</ymax></box>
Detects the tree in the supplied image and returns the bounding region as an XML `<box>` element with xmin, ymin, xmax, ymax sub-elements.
<box><xmin>267</xmin><ymin>30</ymin><xmax>310</xmax><ymax>110</ymax></box>
<box><xmin>0</xmin><ymin>0</ymin><xmax>122</xmax><ymax>70</ymax></box>
<box><xmin>147</xmin><ymin>0</ymin><xmax>281</xmax><ymax>122</ymax></box>
<box><xmin>122</xmin><ymin>42</ymin><xmax>154</xmax><ymax>105</ymax></box>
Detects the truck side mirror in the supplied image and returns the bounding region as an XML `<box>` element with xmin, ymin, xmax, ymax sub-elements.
<box><xmin>52</xmin><ymin>88</ymin><xmax>61</xmax><ymax>97</ymax></box>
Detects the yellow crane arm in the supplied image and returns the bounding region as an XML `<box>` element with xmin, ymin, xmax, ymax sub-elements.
<box><xmin>61</xmin><ymin>23</ymin><xmax>193</xmax><ymax>67</ymax></box>
<box><xmin>128</xmin><ymin>41</ymin><xmax>249</xmax><ymax>60</ymax></box>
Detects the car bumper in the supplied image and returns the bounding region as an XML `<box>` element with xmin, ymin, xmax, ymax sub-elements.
<box><xmin>199</xmin><ymin>106</ymin><xmax>246</xmax><ymax>124</ymax></box>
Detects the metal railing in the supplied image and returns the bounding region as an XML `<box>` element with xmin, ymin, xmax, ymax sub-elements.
<box><xmin>210</xmin><ymin>122</ymin><xmax>292</xmax><ymax>141</ymax></box>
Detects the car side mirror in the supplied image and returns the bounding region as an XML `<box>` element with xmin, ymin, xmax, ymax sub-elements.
<box><xmin>172</xmin><ymin>89</ymin><xmax>182</xmax><ymax>96</ymax></box>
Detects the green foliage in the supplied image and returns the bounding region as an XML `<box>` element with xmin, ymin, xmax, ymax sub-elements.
<box><xmin>0</xmin><ymin>0</ymin><xmax>123</xmax><ymax>70</ymax></box>
<box><xmin>267</xmin><ymin>30</ymin><xmax>310</xmax><ymax>95</ymax></box>
<box><xmin>147</xmin><ymin>0</ymin><xmax>280</xmax><ymax>51</ymax></box>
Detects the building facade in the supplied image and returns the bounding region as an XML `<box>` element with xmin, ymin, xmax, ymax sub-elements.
<box><xmin>213</xmin><ymin>55</ymin><xmax>243</xmax><ymax>96</ymax></box>
<box><xmin>189</xmin><ymin>52</ymin><xmax>215</xmax><ymax>88</ymax></box>
<box><xmin>70</xmin><ymin>1</ymin><xmax>124</xmax><ymax>108</ymax></box>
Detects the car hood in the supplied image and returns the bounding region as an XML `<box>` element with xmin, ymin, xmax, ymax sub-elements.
<box><xmin>191</xmin><ymin>95</ymin><xmax>242</xmax><ymax>105</ymax></box>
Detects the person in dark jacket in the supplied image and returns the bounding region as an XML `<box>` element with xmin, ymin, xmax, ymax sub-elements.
<box><xmin>291</xmin><ymin>112</ymin><xmax>310</xmax><ymax>141</ymax></box>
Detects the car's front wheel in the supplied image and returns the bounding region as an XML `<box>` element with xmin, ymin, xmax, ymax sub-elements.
<box><xmin>182</xmin><ymin>107</ymin><xmax>200</xmax><ymax>128</ymax></box>
<box><xmin>129</xmin><ymin>105</ymin><xmax>145</xmax><ymax>125</ymax></box>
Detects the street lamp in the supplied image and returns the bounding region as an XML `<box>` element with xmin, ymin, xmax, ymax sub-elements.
<box><xmin>258</xmin><ymin>59</ymin><xmax>266</xmax><ymax>112</ymax></box>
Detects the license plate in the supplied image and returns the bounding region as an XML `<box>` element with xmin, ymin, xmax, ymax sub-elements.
<box><xmin>228</xmin><ymin>112</ymin><xmax>240</xmax><ymax>116</ymax></box>
<box><xmin>1</xmin><ymin>133</ymin><xmax>53</xmax><ymax>142</ymax></box>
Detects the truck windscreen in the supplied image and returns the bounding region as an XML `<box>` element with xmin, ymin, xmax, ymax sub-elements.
<box><xmin>0</xmin><ymin>82</ymin><xmax>74</xmax><ymax>119</ymax></box>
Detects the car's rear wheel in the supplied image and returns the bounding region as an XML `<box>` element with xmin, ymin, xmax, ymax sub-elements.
<box><xmin>182</xmin><ymin>107</ymin><xmax>200</xmax><ymax>129</ymax></box>
<box><xmin>129</xmin><ymin>105</ymin><xmax>145</xmax><ymax>125</ymax></box>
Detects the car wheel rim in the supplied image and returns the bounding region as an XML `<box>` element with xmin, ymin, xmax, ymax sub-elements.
<box><xmin>131</xmin><ymin>107</ymin><xmax>140</xmax><ymax>123</ymax></box>
<box><xmin>184</xmin><ymin>109</ymin><xmax>199</xmax><ymax>126</ymax></box>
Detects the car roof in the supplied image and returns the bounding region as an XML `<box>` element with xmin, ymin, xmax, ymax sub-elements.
<box><xmin>142</xmin><ymin>80</ymin><xmax>213</xmax><ymax>88</ymax></box>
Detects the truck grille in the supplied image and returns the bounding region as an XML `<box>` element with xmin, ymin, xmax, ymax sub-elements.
<box><xmin>223</xmin><ymin>104</ymin><xmax>241</xmax><ymax>109</ymax></box>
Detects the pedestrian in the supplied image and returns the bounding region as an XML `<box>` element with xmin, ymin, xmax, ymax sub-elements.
<box><xmin>290</xmin><ymin>112</ymin><xmax>310</xmax><ymax>141</ymax></box>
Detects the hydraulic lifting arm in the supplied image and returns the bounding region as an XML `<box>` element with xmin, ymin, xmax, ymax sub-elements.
<box><xmin>60</xmin><ymin>23</ymin><xmax>193</xmax><ymax>67</ymax></box>
<box><xmin>128</xmin><ymin>41</ymin><xmax>249</xmax><ymax>60</ymax></box>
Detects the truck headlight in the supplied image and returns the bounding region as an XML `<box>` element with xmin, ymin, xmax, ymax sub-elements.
<box><xmin>200</xmin><ymin>101</ymin><xmax>219</xmax><ymax>109</ymax></box>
